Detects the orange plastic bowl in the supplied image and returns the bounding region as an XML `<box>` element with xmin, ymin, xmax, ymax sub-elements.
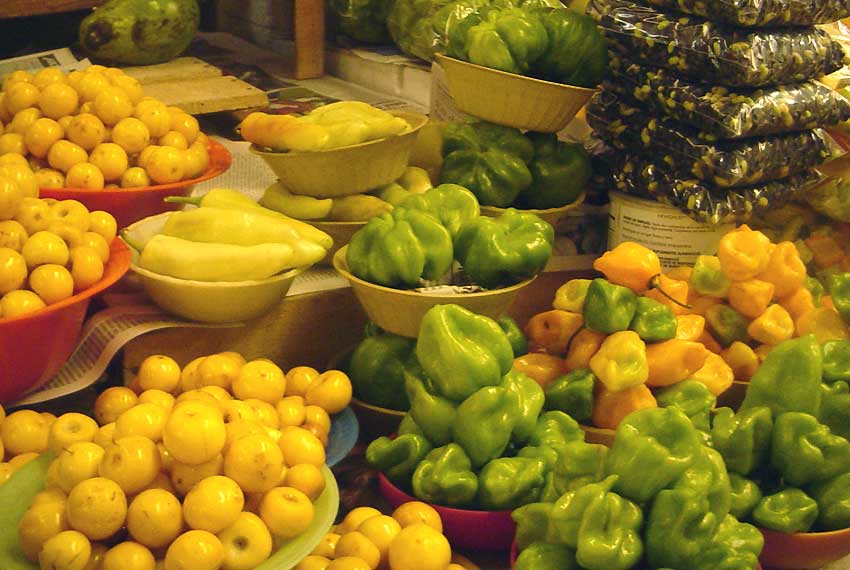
<box><xmin>0</xmin><ymin>238</ymin><xmax>131</xmax><ymax>404</ymax></box>
<box><xmin>40</xmin><ymin>139</ymin><xmax>232</xmax><ymax>229</ymax></box>
<box><xmin>378</xmin><ymin>472</ymin><xmax>515</xmax><ymax>551</ymax></box>
<box><xmin>760</xmin><ymin>525</ymin><xmax>850</xmax><ymax>569</ymax></box>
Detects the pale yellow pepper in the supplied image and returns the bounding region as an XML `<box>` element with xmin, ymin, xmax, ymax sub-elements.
<box><xmin>717</xmin><ymin>224</ymin><xmax>773</xmax><ymax>281</ymax></box>
<box><xmin>675</xmin><ymin>314</ymin><xmax>706</xmax><ymax>342</ymax></box>
<box><xmin>721</xmin><ymin>341</ymin><xmax>759</xmax><ymax>381</ymax></box>
<box><xmin>757</xmin><ymin>241</ymin><xmax>807</xmax><ymax>299</ymax></box>
<box><xmin>589</xmin><ymin>331</ymin><xmax>649</xmax><ymax>392</ymax></box>
<box><xmin>747</xmin><ymin>304</ymin><xmax>794</xmax><ymax>346</ymax></box>
<box><xmin>553</xmin><ymin>279</ymin><xmax>592</xmax><ymax>313</ymax></box>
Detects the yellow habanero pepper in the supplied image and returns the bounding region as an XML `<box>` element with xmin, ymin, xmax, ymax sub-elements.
<box><xmin>721</xmin><ymin>341</ymin><xmax>759</xmax><ymax>381</ymax></box>
<box><xmin>727</xmin><ymin>279</ymin><xmax>776</xmax><ymax>319</ymax></box>
<box><xmin>757</xmin><ymin>241</ymin><xmax>807</xmax><ymax>299</ymax></box>
<box><xmin>589</xmin><ymin>331</ymin><xmax>649</xmax><ymax>392</ymax></box>
<box><xmin>689</xmin><ymin>352</ymin><xmax>734</xmax><ymax>396</ymax></box>
<box><xmin>645</xmin><ymin>339</ymin><xmax>710</xmax><ymax>387</ymax></box>
<box><xmin>675</xmin><ymin>314</ymin><xmax>706</xmax><ymax>341</ymax></box>
<box><xmin>553</xmin><ymin>279</ymin><xmax>592</xmax><ymax>313</ymax></box>
<box><xmin>796</xmin><ymin>307</ymin><xmax>850</xmax><ymax>343</ymax></box>
<box><xmin>564</xmin><ymin>328</ymin><xmax>607</xmax><ymax>371</ymax></box>
<box><xmin>666</xmin><ymin>266</ymin><xmax>693</xmax><ymax>283</ymax></box>
<box><xmin>717</xmin><ymin>225</ymin><xmax>773</xmax><ymax>281</ymax></box>
<box><xmin>593</xmin><ymin>242</ymin><xmax>662</xmax><ymax>293</ymax></box>
<box><xmin>779</xmin><ymin>287</ymin><xmax>816</xmax><ymax>321</ymax></box>
<box><xmin>698</xmin><ymin>330</ymin><xmax>724</xmax><ymax>354</ymax></box>
<box><xmin>513</xmin><ymin>353</ymin><xmax>569</xmax><ymax>389</ymax></box>
<box><xmin>644</xmin><ymin>275</ymin><xmax>690</xmax><ymax>315</ymax></box>
<box><xmin>592</xmin><ymin>383</ymin><xmax>657</xmax><ymax>431</ymax></box>
<box><xmin>684</xmin><ymin>295</ymin><xmax>722</xmax><ymax>317</ymax></box>
<box><xmin>747</xmin><ymin>304</ymin><xmax>795</xmax><ymax>346</ymax></box>
<box><xmin>524</xmin><ymin>310</ymin><xmax>584</xmax><ymax>356</ymax></box>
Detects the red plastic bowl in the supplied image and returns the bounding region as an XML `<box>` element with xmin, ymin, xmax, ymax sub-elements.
<box><xmin>760</xmin><ymin>526</ymin><xmax>850</xmax><ymax>569</ymax></box>
<box><xmin>40</xmin><ymin>139</ymin><xmax>232</xmax><ymax>229</ymax></box>
<box><xmin>377</xmin><ymin>472</ymin><xmax>515</xmax><ymax>552</ymax></box>
<box><xmin>0</xmin><ymin>238</ymin><xmax>131</xmax><ymax>404</ymax></box>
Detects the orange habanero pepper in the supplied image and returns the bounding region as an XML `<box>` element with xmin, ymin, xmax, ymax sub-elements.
<box><xmin>524</xmin><ymin>310</ymin><xmax>584</xmax><ymax>356</ymax></box>
<box><xmin>779</xmin><ymin>286</ymin><xmax>816</xmax><ymax>321</ymax></box>
<box><xmin>727</xmin><ymin>279</ymin><xmax>775</xmax><ymax>319</ymax></box>
<box><xmin>675</xmin><ymin>314</ymin><xmax>706</xmax><ymax>341</ymax></box>
<box><xmin>593</xmin><ymin>242</ymin><xmax>662</xmax><ymax>293</ymax></box>
<box><xmin>689</xmin><ymin>352</ymin><xmax>734</xmax><ymax>396</ymax></box>
<box><xmin>564</xmin><ymin>328</ymin><xmax>607</xmax><ymax>371</ymax></box>
<box><xmin>645</xmin><ymin>339</ymin><xmax>711</xmax><ymax>387</ymax></box>
<box><xmin>592</xmin><ymin>383</ymin><xmax>657</xmax><ymax>431</ymax></box>
<box><xmin>513</xmin><ymin>353</ymin><xmax>569</xmax><ymax>389</ymax></box>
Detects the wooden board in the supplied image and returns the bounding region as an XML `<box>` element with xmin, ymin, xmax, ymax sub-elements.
<box><xmin>122</xmin><ymin>57</ymin><xmax>222</xmax><ymax>85</ymax></box>
<box><xmin>0</xmin><ymin>0</ymin><xmax>99</xmax><ymax>18</ymax></box>
<box><xmin>140</xmin><ymin>75</ymin><xmax>269</xmax><ymax>115</ymax></box>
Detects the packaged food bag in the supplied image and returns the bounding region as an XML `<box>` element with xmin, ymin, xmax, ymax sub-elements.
<box><xmin>643</xmin><ymin>0</ymin><xmax>850</xmax><ymax>28</ymax></box>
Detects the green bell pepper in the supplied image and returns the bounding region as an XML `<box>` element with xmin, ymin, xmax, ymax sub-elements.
<box><xmin>740</xmin><ymin>334</ymin><xmax>823</xmax><ymax>418</ymax></box>
<box><xmin>452</xmin><ymin>385</ymin><xmax>519</xmax><ymax>468</ymax></box>
<box><xmin>346</xmin><ymin>208</ymin><xmax>454</xmax><ymax>287</ymax></box>
<box><xmin>806</xmin><ymin>275</ymin><xmax>825</xmax><ymax>306</ymax></box>
<box><xmin>823</xmin><ymin>340</ymin><xmax>850</xmax><ymax>382</ymax></box>
<box><xmin>397</xmin><ymin>413</ymin><xmax>424</xmax><ymax>436</ymax></box>
<box><xmin>456</xmin><ymin>7</ymin><xmax>548</xmax><ymax>74</ymax></box>
<box><xmin>705</xmin><ymin>304</ymin><xmax>751</xmax><ymax>347</ymax></box>
<box><xmin>366</xmin><ymin>434</ymin><xmax>433</xmax><ymax>483</ymax></box>
<box><xmin>498</xmin><ymin>315</ymin><xmax>528</xmax><ymax>357</ymax></box>
<box><xmin>415</xmin><ymin>304</ymin><xmax>514</xmax><ymax>401</ymax></box>
<box><xmin>347</xmin><ymin>329</ymin><xmax>415</xmax><ymax>411</ymax></box>
<box><xmin>453</xmin><ymin>208</ymin><xmax>554</xmax><ymax>288</ymax></box>
<box><xmin>405</xmin><ymin>367</ymin><xmax>457</xmax><ymax>446</ymax></box>
<box><xmin>606</xmin><ymin>407</ymin><xmax>702</xmax><ymax>503</ymax></box>
<box><xmin>645</xmin><ymin>488</ymin><xmax>720</xmax><ymax>570</ymax></box>
<box><xmin>770</xmin><ymin>411</ymin><xmax>850</xmax><ymax>487</ymax></box>
<box><xmin>513</xmin><ymin>501</ymin><xmax>555</xmax><ymax>550</ymax></box>
<box><xmin>729</xmin><ymin>473</ymin><xmax>763</xmax><ymax>520</ymax></box>
<box><xmin>808</xmin><ymin>471</ymin><xmax>850</xmax><ymax>531</ymax></box>
<box><xmin>439</xmin><ymin>146</ymin><xmax>532</xmax><ymax>207</ymax></box>
<box><xmin>752</xmin><ymin>488</ymin><xmax>819</xmax><ymax>533</ymax></box>
<box><xmin>819</xmin><ymin>381</ymin><xmax>850</xmax><ymax>441</ymax></box>
<box><xmin>514</xmin><ymin>542</ymin><xmax>578</xmax><ymax>570</ymax></box>
<box><xmin>694</xmin><ymin>515</ymin><xmax>763</xmax><ymax>570</ymax></box>
<box><xmin>519</xmin><ymin>133</ymin><xmax>590</xmax><ymax>209</ymax></box>
<box><xmin>477</xmin><ymin>456</ymin><xmax>547</xmax><ymax>510</ymax></box>
<box><xmin>543</xmin><ymin>369</ymin><xmax>594</xmax><ymax>422</ymax></box>
<box><xmin>533</xmin><ymin>7</ymin><xmax>608</xmax><ymax>88</ymax></box>
<box><xmin>501</xmin><ymin>369</ymin><xmax>545</xmax><ymax>445</ymax></box>
<box><xmin>828</xmin><ymin>273</ymin><xmax>850</xmax><ymax>324</ymax></box>
<box><xmin>528</xmin><ymin>410</ymin><xmax>584</xmax><ymax>448</ymax></box>
<box><xmin>656</xmin><ymin>380</ymin><xmax>716</xmax><ymax>433</ymax></box>
<box><xmin>691</xmin><ymin>255</ymin><xmax>731</xmax><ymax>298</ymax></box>
<box><xmin>711</xmin><ymin>406</ymin><xmax>774</xmax><ymax>476</ymax></box>
<box><xmin>400</xmin><ymin>183</ymin><xmax>480</xmax><ymax>238</ymax></box>
<box><xmin>411</xmin><ymin>443</ymin><xmax>479</xmax><ymax>507</ymax></box>
<box><xmin>583</xmin><ymin>278</ymin><xmax>638</xmax><ymax>334</ymax></box>
<box><xmin>629</xmin><ymin>295</ymin><xmax>678</xmax><ymax>343</ymax></box>
<box><xmin>673</xmin><ymin>446</ymin><xmax>732</xmax><ymax>524</ymax></box>
<box><xmin>441</xmin><ymin>121</ymin><xmax>535</xmax><ymax>162</ymax></box>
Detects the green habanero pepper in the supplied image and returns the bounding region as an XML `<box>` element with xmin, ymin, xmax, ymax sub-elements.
<box><xmin>656</xmin><ymin>380</ymin><xmax>716</xmax><ymax>434</ymax></box>
<box><xmin>729</xmin><ymin>473</ymin><xmax>763</xmax><ymax>520</ymax></box>
<box><xmin>529</xmin><ymin>410</ymin><xmax>584</xmax><ymax>448</ymax></box>
<box><xmin>514</xmin><ymin>542</ymin><xmax>579</xmax><ymax>570</ymax></box>
<box><xmin>415</xmin><ymin>304</ymin><xmax>515</xmax><ymax>401</ymax></box>
<box><xmin>711</xmin><ymin>406</ymin><xmax>774</xmax><ymax>476</ymax></box>
<box><xmin>411</xmin><ymin>443</ymin><xmax>479</xmax><ymax>507</ymax></box>
<box><xmin>808</xmin><ymin>471</ymin><xmax>850</xmax><ymax>531</ymax></box>
<box><xmin>513</xmin><ymin>501</ymin><xmax>555</xmax><ymax>550</ymax></box>
<box><xmin>824</xmin><ymin>340</ymin><xmax>850</xmax><ymax>382</ymax></box>
<box><xmin>695</xmin><ymin>515</ymin><xmax>763</xmax><ymax>570</ymax></box>
<box><xmin>583</xmin><ymin>278</ymin><xmax>638</xmax><ymax>334</ymax></box>
<box><xmin>546</xmin><ymin>440</ymin><xmax>609</xmax><ymax>500</ymax></box>
<box><xmin>553</xmin><ymin>278</ymin><xmax>592</xmax><ymax>313</ymax></box>
<box><xmin>498</xmin><ymin>315</ymin><xmax>528</xmax><ymax>357</ymax></box>
<box><xmin>770</xmin><ymin>411</ymin><xmax>850</xmax><ymax>487</ymax></box>
<box><xmin>501</xmin><ymin>369</ymin><xmax>545</xmax><ymax>445</ymax></box>
<box><xmin>691</xmin><ymin>255</ymin><xmax>732</xmax><ymax>298</ymax></box>
<box><xmin>740</xmin><ymin>334</ymin><xmax>823</xmax><ymax>418</ymax></box>
<box><xmin>453</xmin><ymin>209</ymin><xmax>554</xmax><ymax>289</ymax></box>
<box><xmin>630</xmin><ymin>295</ymin><xmax>678</xmax><ymax>343</ymax></box>
<box><xmin>672</xmin><ymin>446</ymin><xmax>732</xmax><ymax>524</ymax></box>
<box><xmin>828</xmin><ymin>273</ymin><xmax>850</xmax><ymax>324</ymax></box>
<box><xmin>477</xmin><ymin>456</ymin><xmax>547</xmax><ymax>510</ymax></box>
<box><xmin>452</xmin><ymin>385</ymin><xmax>519</xmax><ymax>468</ymax></box>
<box><xmin>366</xmin><ymin>434</ymin><xmax>433</xmax><ymax>483</ymax></box>
<box><xmin>645</xmin><ymin>488</ymin><xmax>719</xmax><ymax>569</ymax></box>
<box><xmin>752</xmin><ymin>488</ymin><xmax>819</xmax><ymax>533</ymax></box>
<box><xmin>705</xmin><ymin>304</ymin><xmax>751</xmax><ymax>347</ymax></box>
<box><xmin>543</xmin><ymin>369</ymin><xmax>595</xmax><ymax>422</ymax></box>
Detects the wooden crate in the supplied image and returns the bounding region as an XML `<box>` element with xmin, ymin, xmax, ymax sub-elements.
<box><xmin>0</xmin><ymin>0</ymin><xmax>100</xmax><ymax>18</ymax></box>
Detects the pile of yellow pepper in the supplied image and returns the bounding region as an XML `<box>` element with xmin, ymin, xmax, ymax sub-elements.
<box><xmin>516</xmin><ymin>225</ymin><xmax>849</xmax><ymax>431</ymax></box>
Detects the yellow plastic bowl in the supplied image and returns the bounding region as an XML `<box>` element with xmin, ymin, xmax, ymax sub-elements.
<box><xmin>122</xmin><ymin>213</ymin><xmax>305</xmax><ymax>323</ymax></box>
<box><xmin>480</xmin><ymin>193</ymin><xmax>587</xmax><ymax>227</ymax></box>
<box><xmin>435</xmin><ymin>54</ymin><xmax>596</xmax><ymax>133</ymax></box>
<box><xmin>250</xmin><ymin>111</ymin><xmax>429</xmax><ymax>198</ymax></box>
<box><xmin>333</xmin><ymin>245</ymin><xmax>535</xmax><ymax>338</ymax></box>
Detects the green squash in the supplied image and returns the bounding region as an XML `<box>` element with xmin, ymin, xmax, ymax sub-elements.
<box><xmin>79</xmin><ymin>0</ymin><xmax>200</xmax><ymax>65</ymax></box>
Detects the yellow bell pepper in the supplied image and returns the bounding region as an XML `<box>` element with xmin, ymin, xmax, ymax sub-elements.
<box><xmin>796</xmin><ymin>307</ymin><xmax>850</xmax><ymax>343</ymax></box>
<box><xmin>512</xmin><ymin>353</ymin><xmax>569</xmax><ymax>389</ymax></box>
<box><xmin>747</xmin><ymin>304</ymin><xmax>795</xmax><ymax>346</ymax></box>
<box><xmin>644</xmin><ymin>275</ymin><xmax>690</xmax><ymax>315</ymax></box>
<box><xmin>779</xmin><ymin>287</ymin><xmax>816</xmax><ymax>321</ymax></box>
<box><xmin>758</xmin><ymin>241</ymin><xmax>807</xmax><ymax>299</ymax></box>
<box><xmin>593</xmin><ymin>242</ymin><xmax>662</xmax><ymax>293</ymax></box>
<box><xmin>689</xmin><ymin>352</ymin><xmax>734</xmax><ymax>396</ymax></box>
<box><xmin>717</xmin><ymin>225</ymin><xmax>773</xmax><ymax>281</ymax></box>
<box><xmin>805</xmin><ymin>235</ymin><xmax>845</xmax><ymax>269</ymax></box>
<box><xmin>524</xmin><ymin>310</ymin><xmax>584</xmax><ymax>356</ymax></box>
<box><xmin>553</xmin><ymin>279</ymin><xmax>592</xmax><ymax>313</ymax></box>
<box><xmin>564</xmin><ymin>328</ymin><xmax>606</xmax><ymax>371</ymax></box>
<box><xmin>592</xmin><ymin>383</ymin><xmax>657</xmax><ymax>431</ymax></box>
<box><xmin>675</xmin><ymin>314</ymin><xmax>706</xmax><ymax>341</ymax></box>
<box><xmin>589</xmin><ymin>331</ymin><xmax>649</xmax><ymax>392</ymax></box>
<box><xmin>666</xmin><ymin>266</ymin><xmax>693</xmax><ymax>283</ymax></box>
<box><xmin>727</xmin><ymin>279</ymin><xmax>776</xmax><ymax>319</ymax></box>
<box><xmin>721</xmin><ymin>341</ymin><xmax>759</xmax><ymax>381</ymax></box>
<box><xmin>698</xmin><ymin>330</ymin><xmax>724</xmax><ymax>354</ymax></box>
<box><xmin>645</xmin><ymin>339</ymin><xmax>710</xmax><ymax>387</ymax></box>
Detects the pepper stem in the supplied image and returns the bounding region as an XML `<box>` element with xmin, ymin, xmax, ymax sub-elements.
<box><xmin>163</xmin><ymin>196</ymin><xmax>202</xmax><ymax>206</ymax></box>
<box><xmin>118</xmin><ymin>230</ymin><xmax>145</xmax><ymax>253</ymax></box>
<box><xmin>649</xmin><ymin>274</ymin><xmax>692</xmax><ymax>310</ymax></box>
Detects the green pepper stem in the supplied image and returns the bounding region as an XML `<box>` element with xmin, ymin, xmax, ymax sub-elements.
<box><xmin>649</xmin><ymin>274</ymin><xmax>693</xmax><ymax>310</ymax></box>
<box><xmin>118</xmin><ymin>231</ymin><xmax>145</xmax><ymax>253</ymax></box>
<box><xmin>163</xmin><ymin>196</ymin><xmax>202</xmax><ymax>206</ymax></box>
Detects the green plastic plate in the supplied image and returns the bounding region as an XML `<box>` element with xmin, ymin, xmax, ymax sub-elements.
<box><xmin>0</xmin><ymin>454</ymin><xmax>339</xmax><ymax>570</ymax></box>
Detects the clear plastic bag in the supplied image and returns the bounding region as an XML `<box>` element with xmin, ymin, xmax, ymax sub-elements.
<box><xmin>607</xmin><ymin>57</ymin><xmax>850</xmax><ymax>140</ymax></box>
<box><xmin>588</xmin><ymin>0</ymin><xmax>847</xmax><ymax>87</ymax></box>
<box><xmin>642</xmin><ymin>0</ymin><xmax>850</xmax><ymax>28</ymax></box>
<box><xmin>610</xmin><ymin>152</ymin><xmax>823</xmax><ymax>224</ymax></box>
<box><xmin>586</xmin><ymin>91</ymin><xmax>841</xmax><ymax>187</ymax></box>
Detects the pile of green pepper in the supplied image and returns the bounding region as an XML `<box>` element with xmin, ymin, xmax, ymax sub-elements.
<box><xmin>366</xmin><ymin>303</ymin><xmax>591</xmax><ymax>511</ymax></box>
<box><xmin>345</xmin><ymin>183</ymin><xmax>555</xmax><ymax>289</ymax></box>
